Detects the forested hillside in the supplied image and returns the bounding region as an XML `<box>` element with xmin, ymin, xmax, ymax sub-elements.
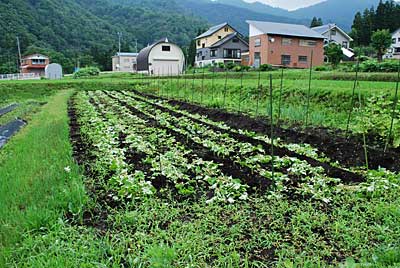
<box><xmin>0</xmin><ymin>0</ymin><xmax>206</xmax><ymax>73</ymax></box>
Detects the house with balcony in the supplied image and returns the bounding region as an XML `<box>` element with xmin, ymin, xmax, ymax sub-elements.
<box><xmin>312</xmin><ymin>23</ymin><xmax>354</xmax><ymax>59</ymax></box>
<box><xmin>194</xmin><ymin>23</ymin><xmax>249</xmax><ymax>67</ymax></box>
<box><xmin>247</xmin><ymin>20</ymin><xmax>325</xmax><ymax>68</ymax></box>
<box><xmin>385</xmin><ymin>28</ymin><xmax>400</xmax><ymax>59</ymax></box>
<box><xmin>20</xmin><ymin>54</ymin><xmax>50</xmax><ymax>76</ymax></box>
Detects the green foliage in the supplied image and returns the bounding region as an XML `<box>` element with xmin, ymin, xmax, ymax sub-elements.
<box><xmin>314</xmin><ymin>65</ymin><xmax>332</xmax><ymax>72</ymax></box>
<box><xmin>73</xmin><ymin>67</ymin><xmax>100</xmax><ymax>79</ymax></box>
<box><xmin>0</xmin><ymin>0</ymin><xmax>207</xmax><ymax>73</ymax></box>
<box><xmin>351</xmin><ymin>1</ymin><xmax>400</xmax><ymax>47</ymax></box>
<box><xmin>259</xmin><ymin>64</ymin><xmax>274</xmax><ymax>71</ymax></box>
<box><xmin>225</xmin><ymin>62</ymin><xmax>237</xmax><ymax>70</ymax></box>
<box><xmin>325</xmin><ymin>43</ymin><xmax>343</xmax><ymax>67</ymax></box>
<box><xmin>358</xmin><ymin>60</ymin><xmax>400</xmax><ymax>72</ymax></box>
<box><xmin>371</xmin><ymin>29</ymin><xmax>393</xmax><ymax>61</ymax></box>
<box><xmin>310</xmin><ymin>17</ymin><xmax>323</xmax><ymax>27</ymax></box>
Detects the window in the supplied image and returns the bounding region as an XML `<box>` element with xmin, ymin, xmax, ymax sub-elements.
<box><xmin>31</xmin><ymin>59</ymin><xmax>46</xmax><ymax>65</ymax></box>
<box><xmin>254</xmin><ymin>38</ymin><xmax>261</xmax><ymax>47</ymax></box>
<box><xmin>299</xmin><ymin>40</ymin><xmax>317</xmax><ymax>47</ymax></box>
<box><xmin>393</xmin><ymin>38</ymin><xmax>396</xmax><ymax>44</ymax></box>
<box><xmin>162</xmin><ymin>45</ymin><xmax>171</xmax><ymax>51</ymax></box>
<box><xmin>331</xmin><ymin>29</ymin><xmax>336</xmax><ymax>36</ymax></box>
<box><xmin>197</xmin><ymin>40</ymin><xmax>201</xmax><ymax>46</ymax></box>
<box><xmin>202</xmin><ymin>43</ymin><xmax>205</xmax><ymax>48</ymax></box>
<box><xmin>398</xmin><ymin>37</ymin><xmax>400</xmax><ymax>42</ymax></box>
<box><xmin>224</xmin><ymin>27</ymin><xmax>229</xmax><ymax>32</ymax></box>
<box><xmin>218</xmin><ymin>36</ymin><xmax>222</xmax><ymax>40</ymax></box>
<box><xmin>223</xmin><ymin>49</ymin><xmax>241</xmax><ymax>59</ymax></box>
<box><xmin>210</xmin><ymin>49</ymin><xmax>217</xmax><ymax>57</ymax></box>
<box><xmin>281</xmin><ymin>55</ymin><xmax>291</xmax><ymax>65</ymax></box>
<box><xmin>282</xmin><ymin>38</ymin><xmax>292</xmax><ymax>46</ymax></box>
<box><xmin>232</xmin><ymin>38</ymin><xmax>239</xmax><ymax>43</ymax></box>
<box><xmin>202</xmin><ymin>56</ymin><xmax>205</xmax><ymax>60</ymax></box>
<box><xmin>395</xmin><ymin>47</ymin><xmax>400</xmax><ymax>53</ymax></box>
<box><xmin>342</xmin><ymin>41</ymin><xmax>348</xmax><ymax>48</ymax></box>
<box><xmin>298</xmin><ymin>56</ymin><xmax>308</xmax><ymax>63</ymax></box>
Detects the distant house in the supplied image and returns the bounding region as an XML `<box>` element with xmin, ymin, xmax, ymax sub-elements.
<box><xmin>385</xmin><ymin>28</ymin><xmax>400</xmax><ymax>59</ymax></box>
<box><xmin>137</xmin><ymin>38</ymin><xmax>185</xmax><ymax>76</ymax></box>
<box><xmin>194</xmin><ymin>23</ymin><xmax>249</xmax><ymax>67</ymax></box>
<box><xmin>112</xmin><ymin>52</ymin><xmax>138</xmax><ymax>72</ymax></box>
<box><xmin>247</xmin><ymin>20</ymin><xmax>325</xmax><ymax>68</ymax></box>
<box><xmin>312</xmin><ymin>23</ymin><xmax>354</xmax><ymax>59</ymax></box>
<box><xmin>20</xmin><ymin>54</ymin><xmax>50</xmax><ymax>76</ymax></box>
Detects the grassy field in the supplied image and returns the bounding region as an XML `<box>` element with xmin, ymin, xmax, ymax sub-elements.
<box><xmin>0</xmin><ymin>70</ymin><xmax>399</xmax><ymax>267</ymax></box>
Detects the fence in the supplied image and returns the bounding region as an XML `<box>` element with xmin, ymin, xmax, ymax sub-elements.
<box><xmin>0</xmin><ymin>73</ymin><xmax>40</xmax><ymax>81</ymax></box>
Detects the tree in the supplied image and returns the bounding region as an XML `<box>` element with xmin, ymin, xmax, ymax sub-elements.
<box><xmin>325</xmin><ymin>43</ymin><xmax>343</xmax><ymax>67</ymax></box>
<box><xmin>310</xmin><ymin>17</ymin><xmax>323</xmax><ymax>27</ymax></box>
<box><xmin>371</xmin><ymin>29</ymin><xmax>392</xmax><ymax>61</ymax></box>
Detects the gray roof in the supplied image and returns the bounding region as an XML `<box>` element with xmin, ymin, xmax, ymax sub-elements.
<box><xmin>115</xmin><ymin>52</ymin><xmax>138</xmax><ymax>57</ymax></box>
<box><xmin>210</xmin><ymin>32</ymin><xmax>248</xmax><ymax>48</ymax></box>
<box><xmin>196</xmin><ymin>22</ymin><xmax>229</xmax><ymax>39</ymax></box>
<box><xmin>312</xmin><ymin>24</ymin><xmax>353</xmax><ymax>41</ymax></box>
<box><xmin>247</xmin><ymin>20</ymin><xmax>324</xmax><ymax>39</ymax></box>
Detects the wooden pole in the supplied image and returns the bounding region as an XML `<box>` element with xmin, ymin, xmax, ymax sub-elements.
<box><xmin>305</xmin><ymin>50</ymin><xmax>314</xmax><ymax>127</ymax></box>
<box><xmin>277</xmin><ymin>68</ymin><xmax>284</xmax><ymax>125</ymax></box>
<box><xmin>223</xmin><ymin>69</ymin><xmax>228</xmax><ymax>108</ymax></box>
<box><xmin>269</xmin><ymin>74</ymin><xmax>274</xmax><ymax>179</ymax></box>
<box><xmin>384</xmin><ymin>59</ymin><xmax>400</xmax><ymax>152</ymax></box>
<box><xmin>255</xmin><ymin>68</ymin><xmax>261</xmax><ymax>116</ymax></box>
<box><xmin>238</xmin><ymin>68</ymin><xmax>244</xmax><ymax>112</ymax></box>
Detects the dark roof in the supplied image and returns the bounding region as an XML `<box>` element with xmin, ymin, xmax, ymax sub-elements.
<box><xmin>195</xmin><ymin>22</ymin><xmax>230</xmax><ymax>39</ymax></box>
<box><xmin>114</xmin><ymin>52</ymin><xmax>138</xmax><ymax>57</ymax></box>
<box><xmin>210</xmin><ymin>32</ymin><xmax>249</xmax><ymax>48</ymax></box>
<box><xmin>247</xmin><ymin>20</ymin><xmax>324</xmax><ymax>39</ymax></box>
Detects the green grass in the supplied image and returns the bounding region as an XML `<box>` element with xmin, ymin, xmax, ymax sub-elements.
<box><xmin>0</xmin><ymin>90</ymin><xmax>86</xmax><ymax>265</ymax></box>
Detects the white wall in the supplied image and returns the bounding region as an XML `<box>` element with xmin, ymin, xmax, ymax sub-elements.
<box><xmin>249</xmin><ymin>24</ymin><xmax>264</xmax><ymax>37</ymax></box>
<box><xmin>148</xmin><ymin>43</ymin><xmax>185</xmax><ymax>76</ymax></box>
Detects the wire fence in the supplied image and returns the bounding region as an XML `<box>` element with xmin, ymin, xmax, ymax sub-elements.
<box><xmin>0</xmin><ymin>73</ymin><xmax>40</xmax><ymax>81</ymax></box>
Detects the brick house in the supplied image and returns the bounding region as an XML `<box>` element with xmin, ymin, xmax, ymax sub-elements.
<box><xmin>247</xmin><ymin>20</ymin><xmax>325</xmax><ymax>68</ymax></box>
<box><xmin>20</xmin><ymin>54</ymin><xmax>50</xmax><ymax>76</ymax></box>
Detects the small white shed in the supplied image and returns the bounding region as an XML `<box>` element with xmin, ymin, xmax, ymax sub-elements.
<box><xmin>45</xmin><ymin>63</ymin><xmax>63</xmax><ymax>79</ymax></box>
<box><xmin>137</xmin><ymin>38</ymin><xmax>185</xmax><ymax>76</ymax></box>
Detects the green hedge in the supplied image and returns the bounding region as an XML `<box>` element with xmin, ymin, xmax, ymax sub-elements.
<box><xmin>73</xmin><ymin>67</ymin><xmax>100</xmax><ymax>79</ymax></box>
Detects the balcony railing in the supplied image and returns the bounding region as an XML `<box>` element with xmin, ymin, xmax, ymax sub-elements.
<box><xmin>0</xmin><ymin>73</ymin><xmax>41</xmax><ymax>81</ymax></box>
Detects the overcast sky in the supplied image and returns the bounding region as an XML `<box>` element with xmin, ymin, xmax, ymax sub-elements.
<box><xmin>243</xmin><ymin>0</ymin><xmax>329</xmax><ymax>11</ymax></box>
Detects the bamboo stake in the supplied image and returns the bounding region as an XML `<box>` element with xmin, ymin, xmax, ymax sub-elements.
<box><xmin>384</xmin><ymin>59</ymin><xmax>400</xmax><ymax>152</ymax></box>
<box><xmin>255</xmin><ymin>68</ymin><xmax>261</xmax><ymax>116</ymax></box>
<box><xmin>277</xmin><ymin>68</ymin><xmax>284</xmax><ymax>125</ymax></box>
<box><xmin>223</xmin><ymin>69</ymin><xmax>228</xmax><ymax>108</ymax></box>
<box><xmin>211</xmin><ymin>66</ymin><xmax>215</xmax><ymax>102</ymax></box>
<box><xmin>238</xmin><ymin>68</ymin><xmax>244</xmax><ymax>112</ymax></box>
<box><xmin>269</xmin><ymin>74</ymin><xmax>274</xmax><ymax>179</ymax></box>
<box><xmin>346</xmin><ymin>50</ymin><xmax>361</xmax><ymax>135</ymax></box>
<box><xmin>201</xmin><ymin>67</ymin><xmax>205</xmax><ymax>104</ymax></box>
<box><xmin>358</xmin><ymin>85</ymin><xmax>369</xmax><ymax>169</ymax></box>
<box><xmin>191</xmin><ymin>68</ymin><xmax>195</xmax><ymax>102</ymax></box>
<box><xmin>305</xmin><ymin>50</ymin><xmax>314</xmax><ymax>127</ymax></box>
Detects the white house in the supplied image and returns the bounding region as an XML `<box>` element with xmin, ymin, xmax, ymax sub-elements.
<box><xmin>112</xmin><ymin>52</ymin><xmax>138</xmax><ymax>72</ymax></box>
<box><xmin>137</xmin><ymin>38</ymin><xmax>185</xmax><ymax>76</ymax></box>
<box><xmin>385</xmin><ymin>28</ymin><xmax>400</xmax><ymax>59</ymax></box>
<box><xmin>312</xmin><ymin>24</ymin><xmax>354</xmax><ymax>58</ymax></box>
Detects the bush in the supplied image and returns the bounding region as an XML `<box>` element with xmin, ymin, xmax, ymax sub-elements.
<box><xmin>259</xmin><ymin>64</ymin><xmax>273</xmax><ymax>71</ymax></box>
<box><xmin>314</xmin><ymin>65</ymin><xmax>332</xmax><ymax>71</ymax></box>
<box><xmin>217</xmin><ymin>62</ymin><xmax>225</xmax><ymax>69</ymax></box>
<box><xmin>225</xmin><ymin>62</ymin><xmax>237</xmax><ymax>70</ymax></box>
<box><xmin>357</xmin><ymin>60</ymin><xmax>399</xmax><ymax>73</ymax></box>
<box><xmin>73</xmin><ymin>67</ymin><xmax>100</xmax><ymax>79</ymax></box>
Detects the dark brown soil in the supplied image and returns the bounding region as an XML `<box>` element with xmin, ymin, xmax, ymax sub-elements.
<box><xmin>123</xmin><ymin>91</ymin><xmax>364</xmax><ymax>184</ymax></box>
<box><xmin>133</xmin><ymin>90</ymin><xmax>400</xmax><ymax>172</ymax></box>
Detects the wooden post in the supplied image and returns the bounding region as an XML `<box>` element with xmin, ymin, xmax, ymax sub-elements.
<box><xmin>305</xmin><ymin>50</ymin><xmax>314</xmax><ymax>127</ymax></box>
<box><xmin>277</xmin><ymin>68</ymin><xmax>284</xmax><ymax>125</ymax></box>
<box><xmin>384</xmin><ymin>59</ymin><xmax>400</xmax><ymax>152</ymax></box>
<box><xmin>238</xmin><ymin>68</ymin><xmax>244</xmax><ymax>112</ymax></box>
<box><xmin>223</xmin><ymin>69</ymin><xmax>228</xmax><ymax>108</ymax></box>
<box><xmin>269</xmin><ymin>74</ymin><xmax>274</xmax><ymax>179</ymax></box>
<box><xmin>255</xmin><ymin>69</ymin><xmax>261</xmax><ymax>116</ymax></box>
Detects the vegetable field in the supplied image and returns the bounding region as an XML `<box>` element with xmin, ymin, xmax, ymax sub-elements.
<box><xmin>66</xmin><ymin>89</ymin><xmax>400</xmax><ymax>266</ymax></box>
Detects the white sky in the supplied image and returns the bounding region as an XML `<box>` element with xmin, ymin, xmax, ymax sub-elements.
<box><xmin>243</xmin><ymin>0</ymin><xmax>328</xmax><ymax>11</ymax></box>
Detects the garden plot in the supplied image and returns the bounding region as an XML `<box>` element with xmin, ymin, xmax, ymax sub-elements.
<box><xmin>0</xmin><ymin>119</ymin><xmax>25</xmax><ymax>148</ymax></box>
<box><xmin>0</xmin><ymin>103</ymin><xmax>19</xmax><ymax>116</ymax></box>
<box><xmin>69</xmin><ymin>90</ymin><xmax>389</xmax><ymax>205</ymax></box>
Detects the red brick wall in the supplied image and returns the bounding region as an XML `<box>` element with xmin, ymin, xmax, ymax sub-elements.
<box><xmin>249</xmin><ymin>34</ymin><xmax>324</xmax><ymax>68</ymax></box>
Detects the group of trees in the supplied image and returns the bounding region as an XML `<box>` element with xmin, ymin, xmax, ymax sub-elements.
<box><xmin>310</xmin><ymin>17</ymin><xmax>323</xmax><ymax>27</ymax></box>
<box><xmin>351</xmin><ymin>0</ymin><xmax>400</xmax><ymax>47</ymax></box>
<box><xmin>0</xmin><ymin>0</ymin><xmax>206</xmax><ymax>74</ymax></box>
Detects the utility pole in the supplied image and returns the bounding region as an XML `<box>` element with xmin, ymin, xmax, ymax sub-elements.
<box><xmin>16</xmin><ymin>36</ymin><xmax>22</xmax><ymax>72</ymax></box>
<box><xmin>135</xmin><ymin>39</ymin><xmax>138</xmax><ymax>53</ymax></box>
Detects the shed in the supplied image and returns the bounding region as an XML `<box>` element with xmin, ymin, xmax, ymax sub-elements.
<box><xmin>45</xmin><ymin>63</ymin><xmax>63</xmax><ymax>79</ymax></box>
<box><xmin>137</xmin><ymin>38</ymin><xmax>185</xmax><ymax>76</ymax></box>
